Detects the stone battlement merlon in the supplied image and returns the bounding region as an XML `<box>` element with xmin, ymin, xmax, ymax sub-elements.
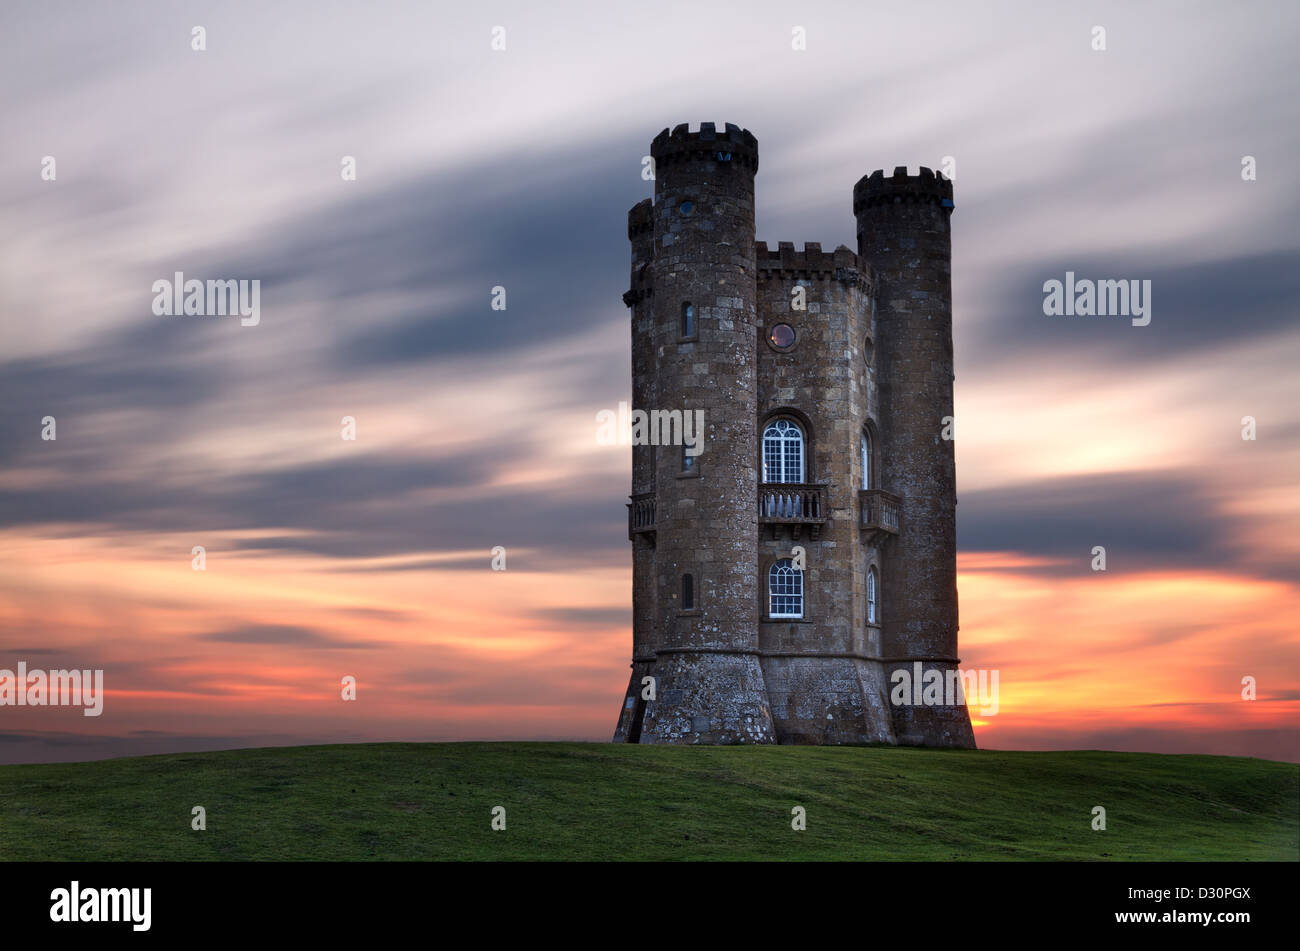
<box><xmin>852</xmin><ymin>166</ymin><xmax>954</xmax><ymax>214</ymax></box>
<box><xmin>755</xmin><ymin>241</ymin><xmax>871</xmax><ymax>290</ymax></box>
<box><xmin>651</xmin><ymin>122</ymin><xmax>759</xmax><ymax>172</ymax></box>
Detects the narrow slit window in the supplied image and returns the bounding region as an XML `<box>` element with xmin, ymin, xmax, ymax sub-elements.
<box><xmin>681</xmin><ymin>302</ymin><xmax>694</xmax><ymax>337</ymax></box>
<box><xmin>861</xmin><ymin>429</ymin><xmax>873</xmax><ymax>490</ymax></box>
<box><xmin>682</xmin><ymin>574</ymin><xmax>694</xmax><ymax>611</ymax></box>
<box><xmin>867</xmin><ymin>566</ymin><xmax>878</xmax><ymax>624</ymax></box>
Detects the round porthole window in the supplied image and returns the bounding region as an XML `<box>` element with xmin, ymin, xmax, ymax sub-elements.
<box><xmin>768</xmin><ymin>323</ymin><xmax>796</xmax><ymax>350</ymax></box>
<box><xmin>679</xmin><ymin>200</ymin><xmax>694</xmax><ymax>216</ymax></box>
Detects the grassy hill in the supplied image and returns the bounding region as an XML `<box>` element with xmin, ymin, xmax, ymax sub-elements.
<box><xmin>0</xmin><ymin>742</ymin><xmax>1295</xmax><ymax>861</ymax></box>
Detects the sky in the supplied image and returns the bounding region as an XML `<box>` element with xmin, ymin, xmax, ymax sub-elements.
<box><xmin>1</xmin><ymin>1</ymin><xmax>1297</xmax><ymax>763</ymax></box>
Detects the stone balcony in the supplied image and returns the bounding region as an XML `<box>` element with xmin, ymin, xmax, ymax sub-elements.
<box><xmin>630</xmin><ymin>484</ymin><xmax>838</xmax><ymax>542</ymax></box>
<box><xmin>759</xmin><ymin>483</ymin><xmax>828</xmax><ymax>539</ymax></box>
<box><xmin>627</xmin><ymin>492</ymin><xmax>656</xmax><ymax>541</ymax></box>
<box><xmin>859</xmin><ymin>488</ymin><xmax>901</xmax><ymax>541</ymax></box>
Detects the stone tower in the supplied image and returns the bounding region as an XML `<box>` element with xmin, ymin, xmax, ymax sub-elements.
<box><xmin>613</xmin><ymin>123</ymin><xmax>975</xmax><ymax>748</ymax></box>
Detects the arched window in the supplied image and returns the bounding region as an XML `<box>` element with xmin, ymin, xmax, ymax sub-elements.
<box><xmin>768</xmin><ymin>559</ymin><xmax>803</xmax><ymax>619</ymax></box>
<box><xmin>861</xmin><ymin>429</ymin><xmax>873</xmax><ymax>490</ymax></box>
<box><xmin>681</xmin><ymin>302</ymin><xmax>694</xmax><ymax>338</ymax></box>
<box><xmin>682</xmin><ymin>574</ymin><xmax>694</xmax><ymax>611</ymax></box>
<box><xmin>762</xmin><ymin>419</ymin><xmax>804</xmax><ymax>484</ymax></box>
<box><xmin>867</xmin><ymin>566</ymin><xmax>878</xmax><ymax>624</ymax></box>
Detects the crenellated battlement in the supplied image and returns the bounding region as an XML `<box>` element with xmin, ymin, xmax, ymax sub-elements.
<box><xmin>853</xmin><ymin>166</ymin><xmax>954</xmax><ymax>214</ymax></box>
<box><xmin>755</xmin><ymin>241</ymin><xmax>871</xmax><ymax>289</ymax></box>
<box><xmin>651</xmin><ymin>122</ymin><xmax>759</xmax><ymax>172</ymax></box>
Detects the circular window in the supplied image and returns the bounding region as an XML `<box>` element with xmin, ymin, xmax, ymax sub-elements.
<box><xmin>768</xmin><ymin>323</ymin><xmax>796</xmax><ymax>350</ymax></box>
<box><xmin>679</xmin><ymin>200</ymin><xmax>694</xmax><ymax>216</ymax></box>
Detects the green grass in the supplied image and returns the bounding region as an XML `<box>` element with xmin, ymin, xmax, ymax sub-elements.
<box><xmin>0</xmin><ymin>743</ymin><xmax>1295</xmax><ymax>861</ymax></box>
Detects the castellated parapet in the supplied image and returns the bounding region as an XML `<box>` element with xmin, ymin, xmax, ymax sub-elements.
<box><xmin>614</xmin><ymin>124</ymin><xmax>975</xmax><ymax>748</ymax></box>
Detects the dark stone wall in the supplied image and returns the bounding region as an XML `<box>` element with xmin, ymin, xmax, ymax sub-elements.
<box><xmin>637</xmin><ymin>123</ymin><xmax>775</xmax><ymax>744</ymax></box>
<box><xmin>613</xmin><ymin>200</ymin><xmax>657</xmax><ymax>743</ymax></box>
<box><xmin>753</xmin><ymin>245</ymin><xmax>893</xmax><ymax>743</ymax></box>
<box><xmin>854</xmin><ymin>168</ymin><xmax>975</xmax><ymax>748</ymax></box>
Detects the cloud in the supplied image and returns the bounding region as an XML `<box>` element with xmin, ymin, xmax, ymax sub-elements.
<box><xmin>966</xmin><ymin>250</ymin><xmax>1300</xmax><ymax>371</ymax></box>
<box><xmin>530</xmin><ymin>606</ymin><xmax>631</xmax><ymax>631</ymax></box>
<box><xmin>196</xmin><ymin>624</ymin><xmax>390</xmax><ymax>650</ymax></box>
<box><xmin>960</xmin><ymin>470</ymin><xmax>1218</xmax><ymax>572</ymax></box>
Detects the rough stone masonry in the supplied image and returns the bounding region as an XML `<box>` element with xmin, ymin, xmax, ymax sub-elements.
<box><xmin>613</xmin><ymin>122</ymin><xmax>976</xmax><ymax>748</ymax></box>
